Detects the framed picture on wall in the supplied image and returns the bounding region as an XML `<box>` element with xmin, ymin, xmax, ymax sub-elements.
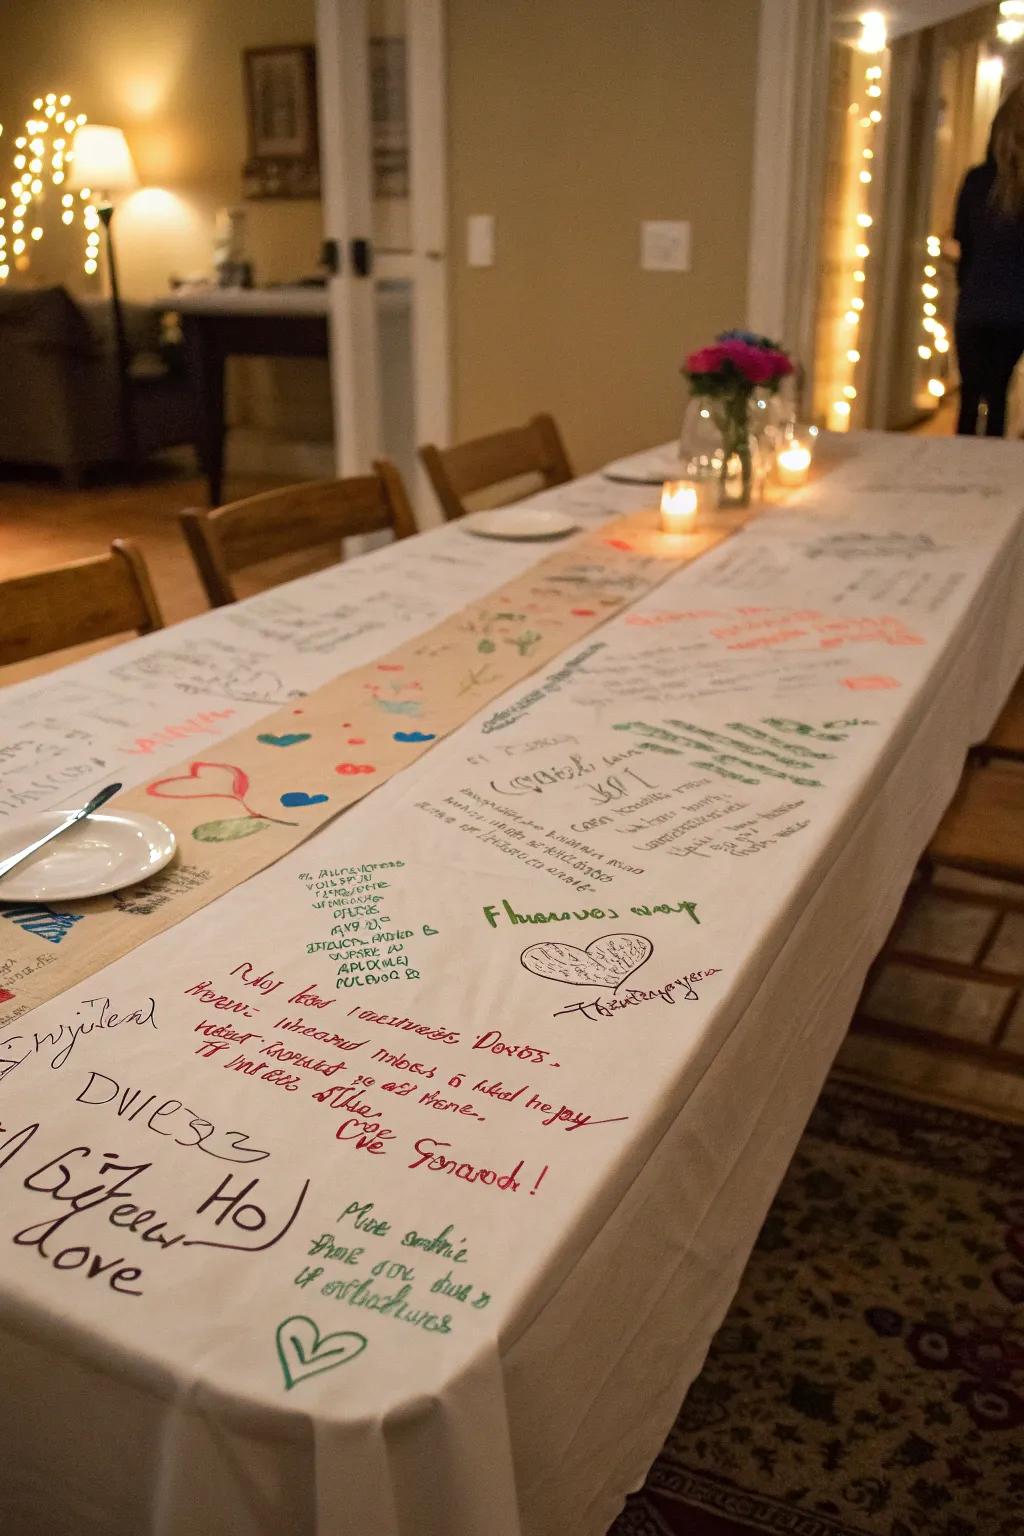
<box><xmin>242</xmin><ymin>44</ymin><xmax>320</xmax><ymax>199</ymax></box>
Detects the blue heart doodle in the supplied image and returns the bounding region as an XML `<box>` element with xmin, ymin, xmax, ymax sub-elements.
<box><xmin>258</xmin><ymin>732</ymin><xmax>311</xmax><ymax>748</ymax></box>
<box><xmin>280</xmin><ymin>791</ymin><xmax>329</xmax><ymax>808</ymax></box>
<box><xmin>393</xmin><ymin>730</ymin><xmax>436</xmax><ymax>743</ymax></box>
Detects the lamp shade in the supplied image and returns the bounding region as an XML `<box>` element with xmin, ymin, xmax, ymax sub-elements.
<box><xmin>66</xmin><ymin>125</ymin><xmax>138</xmax><ymax>195</ymax></box>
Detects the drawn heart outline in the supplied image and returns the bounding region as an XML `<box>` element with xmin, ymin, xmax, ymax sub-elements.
<box><xmin>520</xmin><ymin>932</ymin><xmax>653</xmax><ymax>991</ymax></box>
<box><xmin>258</xmin><ymin>732</ymin><xmax>311</xmax><ymax>748</ymax></box>
<box><xmin>275</xmin><ymin>1315</ymin><xmax>367</xmax><ymax>1390</ymax></box>
<box><xmin>148</xmin><ymin>760</ymin><xmax>249</xmax><ymax>803</ymax></box>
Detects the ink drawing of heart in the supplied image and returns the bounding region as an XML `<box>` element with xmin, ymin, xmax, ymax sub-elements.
<box><xmin>275</xmin><ymin>1315</ymin><xmax>367</xmax><ymax>1390</ymax></box>
<box><xmin>148</xmin><ymin>760</ymin><xmax>250</xmax><ymax>802</ymax></box>
<box><xmin>520</xmin><ymin>933</ymin><xmax>653</xmax><ymax>990</ymax></box>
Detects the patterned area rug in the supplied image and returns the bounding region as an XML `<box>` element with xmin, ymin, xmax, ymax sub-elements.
<box><xmin>609</xmin><ymin>1076</ymin><xmax>1024</xmax><ymax>1536</ymax></box>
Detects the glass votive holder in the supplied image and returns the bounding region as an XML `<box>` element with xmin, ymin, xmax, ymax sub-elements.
<box><xmin>659</xmin><ymin>479</ymin><xmax>700</xmax><ymax>535</ymax></box>
<box><xmin>774</xmin><ymin>425</ymin><xmax>814</xmax><ymax>488</ymax></box>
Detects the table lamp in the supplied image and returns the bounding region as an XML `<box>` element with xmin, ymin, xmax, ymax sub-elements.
<box><xmin>67</xmin><ymin>125</ymin><xmax>139</xmax><ymax>465</ymax></box>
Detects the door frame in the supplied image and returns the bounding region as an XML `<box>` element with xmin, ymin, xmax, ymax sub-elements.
<box><xmin>315</xmin><ymin>0</ymin><xmax>451</xmax><ymax>504</ymax></box>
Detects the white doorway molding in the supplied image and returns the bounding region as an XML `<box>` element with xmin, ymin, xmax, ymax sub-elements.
<box><xmin>746</xmin><ymin>0</ymin><xmax>833</xmax><ymax>406</ymax></box>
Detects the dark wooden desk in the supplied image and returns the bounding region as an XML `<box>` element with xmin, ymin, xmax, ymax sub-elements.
<box><xmin>169</xmin><ymin>288</ymin><xmax>329</xmax><ymax>506</ymax></box>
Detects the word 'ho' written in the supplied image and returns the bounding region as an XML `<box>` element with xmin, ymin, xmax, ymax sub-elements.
<box><xmin>0</xmin><ymin>1121</ymin><xmax>308</xmax><ymax>1296</ymax></box>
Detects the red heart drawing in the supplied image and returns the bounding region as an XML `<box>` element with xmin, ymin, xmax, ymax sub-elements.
<box><xmin>148</xmin><ymin>760</ymin><xmax>249</xmax><ymax>802</ymax></box>
<box><xmin>347</xmin><ymin>737</ymin><xmax>366</xmax><ymax>744</ymax></box>
<box><xmin>377</xmin><ymin>664</ymin><xmax>403</xmax><ymax>672</ymax></box>
<box><xmin>335</xmin><ymin>763</ymin><xmax>376</xmax><ymax>775</ymax></box>
<box><xmin>571</xmin><ymin>608</ymin><xmax>596</xmax><ymax>617</ymax></box>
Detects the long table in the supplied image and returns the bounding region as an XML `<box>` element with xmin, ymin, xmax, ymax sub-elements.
<box><xmin>1</xmin><ymin>432</ymin><xmax>1023</xmax><ymax>1536</ymax></box>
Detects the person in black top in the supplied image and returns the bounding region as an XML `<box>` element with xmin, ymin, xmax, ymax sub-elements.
<box><xmin>953</xmin><ymin>81</ymin><xmax>1024</xmax><ymax>436</ymax></box>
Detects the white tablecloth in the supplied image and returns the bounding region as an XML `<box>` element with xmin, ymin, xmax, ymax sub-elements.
<box><xmin>1</xmin><ymin>432</ymin><xmax>1023</xmax><ymax>1536</ymax></box>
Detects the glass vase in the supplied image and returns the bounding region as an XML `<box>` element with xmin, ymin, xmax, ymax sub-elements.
<box><xmin>679</xmin><ymin>394</ymin><xmax>761</xmax><ymax>510</ymax></box>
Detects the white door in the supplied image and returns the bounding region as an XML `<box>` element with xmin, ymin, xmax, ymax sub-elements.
<box><xmin>315</xmin><ymin>0</ymin><xmax>450</xmax><ymax>519</ymax></box>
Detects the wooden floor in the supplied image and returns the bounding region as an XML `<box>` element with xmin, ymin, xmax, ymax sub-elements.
<box><xmin>0</xmin><ymin>454</ymin><xmax>341</xmax><ymax>685</ymax></box>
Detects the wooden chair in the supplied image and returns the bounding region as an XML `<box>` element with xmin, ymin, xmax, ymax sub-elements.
<box><xmin>0</xmin><ymin>539</ymin><xmax>163</xmax><ymax>667</ymax></box>
<box><xmin>178</xmin><ymin>463</ymin><xmax>417</xmax><ymax>608</ymax></box>
<box><xmin>975</xmin><ymin>673</ymin><xmax>1024</xmax><ymax>764</ymax></box>
<box><xmin>419</xmin><ymin>413</ymin><xmax>573</xmax><ymax>521</ymax></box>
<box><xmin>926</xmin><ymin>763</ymin><xmax>1024</xmax><ymax>880</ymax></box>
<box><xmin>854</xmin><ymin>762</ymin><xmax>1024</xmax><ymax>1074</ymax></box>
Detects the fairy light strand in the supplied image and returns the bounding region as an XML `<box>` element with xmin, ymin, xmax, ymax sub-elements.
<box><xmin>997</xmin><ymin>1</ymin><xmax>1024</xmax><ymax>45</ymax></box>
<box><xmin>919</xmin><ymin>233</ymin><xmax>949</xmax><ymax>404</ymax></box>
<box><xmin>0</xmin><ymin>92</ymin><xmax>94</xmax><ymax>283</ymax></box>
<box><xmin>831</xmin><ymin>15</ymin><xmax>887</xmax><ymax>430</ymax></box>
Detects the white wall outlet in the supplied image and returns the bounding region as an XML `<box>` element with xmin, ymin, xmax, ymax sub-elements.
<box><xmin>641</xmin><ymin>220</ymin><xmax>691</xmax><ymax>272</ymax></box>
<box><xmin>467</xmin><ymin>214</ymin><xmax>496</xmax><ymax>267</ymax></box>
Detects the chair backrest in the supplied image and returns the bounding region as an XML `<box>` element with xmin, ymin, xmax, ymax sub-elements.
<box><xmin>419</xmin><ymin>413</ymin><xmax>573</xmax><ymax>521</ymax></box>
<box><xmin>0</xmin><ymin>539</ymin><xmax>163</xmax><ymax>668</ymax></box>
<box><xmin>178</xmin><ymin>462</ymin><xmax>417</xmax><ymax>608</ymax></box>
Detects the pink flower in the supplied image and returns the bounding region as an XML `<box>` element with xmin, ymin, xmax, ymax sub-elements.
<box><xmin>684</xmin><ymin>338</ymin><xmax>794</xmax><ymax>386</ymax></box>
<box><xmin>685</xmin><ymin>345</ymin><xmax>727</xmax><ymax>375</ymax></box>
<box><xmin>717</xmin><ymin>339</ymin><xmax>792</xmax><ymax>384</ymax></box>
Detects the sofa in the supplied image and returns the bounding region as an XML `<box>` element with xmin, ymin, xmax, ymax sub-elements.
<box><xmin>0</xmin><ymin>285</ymin><xmax>195</xmax><ymax>485</ymax></box>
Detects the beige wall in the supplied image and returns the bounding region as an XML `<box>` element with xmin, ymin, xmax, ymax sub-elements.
<box><xmin>446</xmin><ymin>0</ymin><xmax>760</xmax><ymax>472</ymax></box>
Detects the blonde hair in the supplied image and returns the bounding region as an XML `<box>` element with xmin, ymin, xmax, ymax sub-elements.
<box><xmin>991</xmin><ymin>82</ymin><xmax>1024</xmax><ymax>218</ymax></box>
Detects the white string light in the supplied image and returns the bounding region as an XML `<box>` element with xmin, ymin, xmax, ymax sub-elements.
<box><xmin>917</xmin><ymin>233</ymin><xmax>948</xmax><ymax>405</ymax></box>
<box><xmin>0</xmin><ymin>94</ymin><xmax>92</xmax><ymax>282</ymax></box>
<box><xmin>831</xmin><ymin>23</ymin><xmax>887</xmax><ymax>431</ymax></box>
<box><xmin>997</xmin><ymin>1</ymin><xmax>1024</xmax><ymax>45</ymax></box>
<box><xmin>858</xmin><ymin>10</ymin><xmax>888</xmax><ymax>53</ymax></box>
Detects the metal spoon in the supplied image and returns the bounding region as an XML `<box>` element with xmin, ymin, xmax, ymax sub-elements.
<box><xmin>0</xmin><ymin>783</ymin><xmax>123</xmax><ymax>884</ymax></box>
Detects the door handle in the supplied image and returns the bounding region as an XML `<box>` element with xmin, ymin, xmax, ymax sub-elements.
<box><xmin>350</xmin><ymin>238</ymin><xmax>373</xmax><ymax>277</ymax></box>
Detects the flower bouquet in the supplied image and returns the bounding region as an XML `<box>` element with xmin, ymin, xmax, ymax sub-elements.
<box><xmin>681</xmin><ymin>330</ymin><xmax>794</xmax><ymax>507</ymax></box>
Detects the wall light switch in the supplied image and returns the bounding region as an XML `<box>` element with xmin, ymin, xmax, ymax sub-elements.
<box><xmin>641</xmin><ymin>220</ymin><xmax>691</xmax><ymax>272</ymax></box>
<box><xmin>467</xmin><ymin>214</ymin><xmax>495</xmax><ymax>267</ymax></box>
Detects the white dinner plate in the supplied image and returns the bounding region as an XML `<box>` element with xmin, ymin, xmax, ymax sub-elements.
<box><xmin>461</xmin><ymin>507</ymin><xmax>578</xmax><ymax>540</ymax></box>
<box><xmin>602</xmin><ymin>447</ymin><xmax>687</xmax><ymax>485</ymax></box>
<box><xmin>0</xmin><ymin>809</ymin><xmax>176</xmax><ymax>903</ymax></box>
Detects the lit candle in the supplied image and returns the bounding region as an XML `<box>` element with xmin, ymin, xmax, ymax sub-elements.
<box><xmin>659</xmin><ymin>479</ymin><xmax>699</xmax><ymax>535</ymax></box>
<box><xmin>775</xmin><ymin>440</ymin><xmax>812</xmax><ymax>488</ymax></box>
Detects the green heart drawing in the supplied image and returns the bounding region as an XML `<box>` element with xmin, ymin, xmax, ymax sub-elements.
<box><xmin>275</xmin><ymin>1315</ymin><xmax>368</xmax><ymax>1390</ymax></box>
<box><xmin>193</xmin><ymin>816</ymin><xmax>272</xmax><ymax>843</ymax></box>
